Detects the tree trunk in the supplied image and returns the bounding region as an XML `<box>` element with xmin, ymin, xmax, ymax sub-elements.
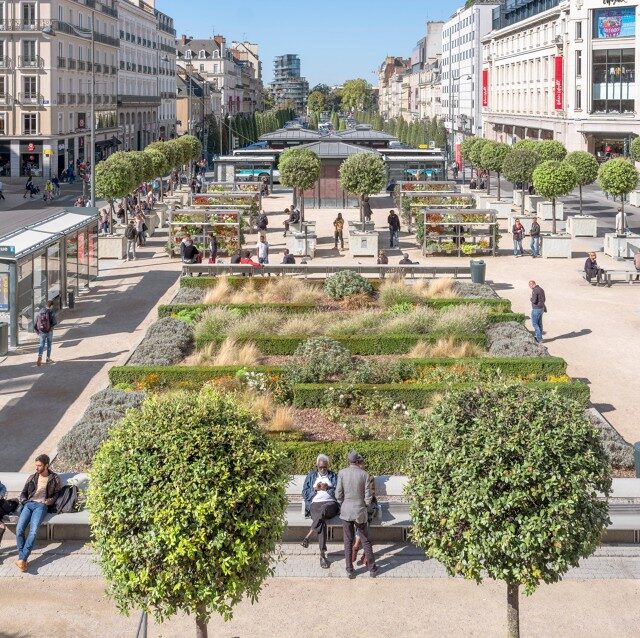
<box><xmin>521</xmin><ymin>185</ymin><xmax>525</xmax><ymax>217</ymax></box>
<box><xmin>195</xmin><ymin>604</ymin><xmax>208</xmax><ymax>638</ymax></box>
<box><xmin>578</xmin><ymin>184</ymin><xmax>582</xmax><ymax>215</ymax></box>
<box><xmin>552</xmin><ymin>196</ymin><xmax>557</xmax><ymax>234</ymax></box>
<box><xmin>621</xmin><ymin>198</ymin><xmax>626</xmax><ymax>234</ymax></box>
<box><xmin>497</xmin><ymin>172</ymin><xmax>501</xmax><ymax>201</ymax></box>
<box><xmin>159</xmin><ymin>175</ymin><xmax>164</xmax><ymax>202</ymax></box>
<box><xmin>507</xmin><ymin>582</ymin><xmax>520</xmax><ymax>638</ymax></box>
<box><xmin>300</xmin><ymin>191</ymin><xmax>305</xmax><ymax>224</ymax></box>
<box><xmin>487</xmin><ymin>171</ymin><xmax>491</xmax><ymax>196</ymax></box>
<box><xmin>108</xmin><ymin>200</ymin><xmax>115</xmax><ymax>235</ymax></box>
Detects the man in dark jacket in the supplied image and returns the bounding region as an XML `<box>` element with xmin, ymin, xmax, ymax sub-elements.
<box><xmin>35</xmin><ymin>300</ymin><xmax>57</xmax><ymax>366</ymax></box>
<box><xmin>363</xmin><ymin>197</ymin><xmax>373</xmax><ymax>222</ymax></box>
<box><xmin>530</xmin><ymin>217</ymin><xmax>541</xmax><ymax>258</ymax></box>
<box><xmin>281</xmin><ymin>249</ymin><xmax>295</xmax><ymax>264</ymax></box>
<box><xmin>15</xmin><ymin>454</ymin><xmax>61</xmax><ymax>572</ymax></box>
<box><xmin>388</xmin><ymin>209</ymin><xmax>401</xmax><ymax>248</ymax></box>
<box><xmin>529</xmin><ymin>280</ymin><xmax>546</xmax><ymax>343</ymax></box>
<box><xmin>301</xmin><ymin>454</ymin><xmax>338</xmax><ymax>568</ymax></box>
<box><xmin>584</xmin><ymin>252</ymin><xmax>605</xmax><ymax>285</ymax></box>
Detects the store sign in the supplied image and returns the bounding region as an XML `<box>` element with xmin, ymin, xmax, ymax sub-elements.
<box><xmin>482</xmin><ymin>69</ymin><xmax>489</xmax><ymax>107</ymax></box>
<box><xmin>0</xmin><ymin>272</ymin><xmax>8</xmax><ymax>311</ymax></box>
<box><xmin>0</xmin><ymin>246</ymin><xmax>15</xmax><ymax>257</ymax></box>
<box><xmin>455</xmin><ymin>143</ymin><xmax>462</xmax><ymax>170</ymax></box>
<box><xmin>594</xmin><ymin>6</ymin><xmax>635</xmax><ymax>38</ymax></box>
<box><xmin>554</xmin><ymin>56</ymin><xmax>563</xmax><ymax>110</ymax></box>
<box><xmin>26</xmin><ymin>143</ymin><xmax>35</xmax><ymax>152</ymax></box>
<box><xmin>78</xmin><ymin>113</ymin><xmax>86</xmax><ymax>129</ymax></box>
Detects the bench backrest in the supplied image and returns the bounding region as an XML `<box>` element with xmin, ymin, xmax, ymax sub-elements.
<box><xmin>0</xmin><ymin>472</ymin><xmax>89</xmax><ymax>497</ymax></box>
<box><xmin>286</xmin><ymin>474</ymin><xmax>408</xmax><ymax>497</ymax></box>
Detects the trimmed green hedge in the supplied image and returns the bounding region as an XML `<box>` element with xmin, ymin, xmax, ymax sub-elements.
<box><xmin>159</xmin><ymin>303</ymin><xmax>316</xmax><ymax>318</ymax></box>
<box><xmin>487</xmin><ymin>312</ymin><xmax>526</xmax><ymax>324</ymax></box>
<box><xmin>180</xmin><ymin>277</ymin><xmax>387</xmax><ymax>291</ymax></box>
<box><xmin>278</xmin><ymin>440</ymin><xmax>411</xmax><ymax>475</ymax></box>
<box><xmin>423</xmin><ymin>298</ymin><xmax>510</xmax><ymax>311</ymax></box>
<box><xmin>195</xmin><ymin>333</ymin><xmax>488</xmax><ymax>354</ymax></box>
<box><xmin>292</xmin><ymin>381</ymin><xmax>589</xmax><ymax>409</ymax></box>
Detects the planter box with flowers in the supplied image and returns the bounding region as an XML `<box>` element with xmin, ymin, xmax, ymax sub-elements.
<box><xmin>421</xmin><ymin>209</ymin><xmax>498</xmax><ymax>257</ymax></box>
<box><xmin>207</xmin><ymin>181</ymin><xmax>261</xmax><ymax>194</ymax></box>
<box><xmin>168</xmin><ymin>209</ymin><xmax>242</xmax><ymax>258</ymax></box>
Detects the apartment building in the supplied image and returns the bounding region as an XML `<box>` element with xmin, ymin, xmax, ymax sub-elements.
<box><xmin>418</xmin><ymin>55</ymin><xmax>442</xmax><ymax>121</ymax></box>
<box><xmin>483</xmin><ymin>0</ymin><xmax>640</xmax><ymax>155</ymax></box>
<box><xmin>176</xmin><ymin>67</ymin><xmax>211</xmax><ymax>138</ymax></box>
<box><xmin>442</xmin><ymin>2</ymin><xmax>498</xmax><ymax>159</ymax></box>
<box><xmin>176</xmin><ymin>35</ymin><xmax>262</xmax><ymax>117</ymax></box>
<box><xmin>377</xmin><ymin>57</ymin><xmax>409</xmax><ymax>120</ymax></box>
<box><xmin>0</xmin><ymin>0</ymin><xmax>120</xmax><ymax>177</ymax></box>
<box><xmin>270</xmin><ymin>54</ymin><xmax>308</xmax><ymax>112</ymax></box>
<box><xmin>155</xmin><ymin>8</ymin><xmax>176</xmax><ymax>141</ymax></box>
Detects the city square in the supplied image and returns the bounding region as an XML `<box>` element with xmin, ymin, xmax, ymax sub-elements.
<box><xmin>1</xmin><ymin>1</ymin><xmax>640</xmax><ymax>637</ymax></box>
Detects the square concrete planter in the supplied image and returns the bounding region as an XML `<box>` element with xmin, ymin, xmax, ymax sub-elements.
<box><xmin>474</xmin><ymin>193</ymin><xmax>491</xmax><ymax>209</ymax></box>
<box><xmin>629</xmin><ymin>191</ymin><xmax>640</xmax><ymax>207</ymax></box>
<box><xmin>144</xmin><ymin>213</ymin><xmax>158</xmax><ymax>236</ymax></box>
<box><xmin>488</xmin><ymin>200</ymin><xmax>513</xmax><ymax>218</ymax></box>
<box><xmin>604</xmin><ymin>233</ymin><xmax>640</xmax><ymax>259</ymax></box>
<box><xmin>566</xmin><ymin>215</ymin><xmax>597</xmax><ymax>238</ymax></box>
<box><xmin>541</xmin><ymin>233</ymin><xmax>572</xmax><ymax>259</ymax></box>
<box><xmin>537</xmin><ymin>200</ymin><xmax>565</xmax><ymax>221</ymax></box>
<box><xmin>525</xmin><ymin>195</ymin><xmax>544</xmax><ymax>214</ymax></box>
<box><xmin>155</xmin><ymin>207</ymin><xmax>168</xmax><ymax>228</ymax></box>
<box><xmin>513</xmin><ymin>190</ymin><xmax>523</xmax><ymax>207</ymax></box>
<box><xmin>508</xmin><ymin>214</ymin><xmax>536</xmax><ymax>235</ymax></box>
<box><xmin>349</xmin><ymin>231</ymin><xmax>379</xmax><ymax>257</ymax></box>
<box><xmin>461</xmin><ymin>185</ymin><xmax>471</xmax><ymax>194</ymax></box>
<box><xmin>98</xmin><ymin>234</ymin><xmax>127</xmax><ymax>259</ymax></box>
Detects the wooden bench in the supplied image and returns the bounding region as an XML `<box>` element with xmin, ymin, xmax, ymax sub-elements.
<box><xmin>181</xmin><ymin>263</ymin><xmax>473</xmax><ymax>279</ymax></box>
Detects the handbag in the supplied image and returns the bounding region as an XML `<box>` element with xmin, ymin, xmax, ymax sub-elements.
<box><xmin>208</xmin><ymin>256</ymin><xmax>216</xmax><ymax>264</ymax></box>
<box><xmin>142</xmin><ymin>222</ymin><xmax>148</xmax><ymax>232</ymax></box>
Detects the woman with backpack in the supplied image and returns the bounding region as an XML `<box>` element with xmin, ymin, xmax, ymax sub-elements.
<box><xmin>34</xmin><ymin>300</ymin><xmax>57</xmax><ymax>366</ymax></box>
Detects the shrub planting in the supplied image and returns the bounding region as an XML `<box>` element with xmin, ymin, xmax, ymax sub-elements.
<box><xmin>285</xmin><ymin>337</ymin><xmax>356</xmax><ymax>383</ymax></box>
<box><xmin>129</xmin><ymin>318</ymin><xmax>194</xmax><ymax>366</ymax></box>
<box><xmin>486</xmin><ymin>322</ymin><xmax>549</xmax><ymax>357</ymax></box>
<box><xmin>324</xmin><ymin>270</ymin><xmax>373</xmax><ymax>300</ymax></box>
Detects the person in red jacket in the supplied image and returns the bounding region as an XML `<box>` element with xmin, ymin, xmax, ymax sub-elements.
<box><xmin>239</xmin><ymin>251</ymin><xmax>262</xmax><ymax>268</ymax></box>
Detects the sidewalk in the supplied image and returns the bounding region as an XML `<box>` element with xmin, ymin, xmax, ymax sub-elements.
<box><xmin>0</xmin><ymin>227</ymin><xmax>180</xmax><ymax>471</ymax></box>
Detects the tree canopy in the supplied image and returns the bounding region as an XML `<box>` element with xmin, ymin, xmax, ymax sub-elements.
<box><xmin>630</xmin><ymin>137</ymin><xmax>640</xmax><ymax>163</ymax></box>
<box><xmin>536</xmin><ymin>140</ymin><xmax>567</xmax><ymax>162</ymax></box>
<box><xmin>407</xmin><ymin>385</ymin><xmax>611</xmax><ymax>637</ymax></box>
<box><xmin>339</xmin><ymin>152</ymin><xmax>387</xmax><ymax>198</ymax></box>
<box><xmin>307</xmin><ymin>90</ymin><xmax>327</xmax><ymax>114</ymax></box>
<box><xmin>278</xmin><ymin>148</ymin><xmax>321</xmax><ymax>191</ymax></box>
<box><xmin>480</xmin><ymin>141</ymin><xmax>510</xmax><ymax>199</ymax></box>
<box><xmin>564</xmin><ymin>151</ymin><xmax>599</xmax><ymax>187</ymax></box>
<box><xmin>89</xmin><ymin>387</ymin><xmax>289</xmax><ymax>635</ymax></box>
<box><xmin>597</xmin><ymin>158</ymin><xmax>638</xmax><ymax>196</ymax></box>
<box><xmin>532</xmin><ymin>160</ymin><xmax>577</xmax><ymax>199</ymax></box>
<box><xmin>502</xmin><ymin>148</ymin><xmax>541</xmax><ymax>184</ymax></box>
<box><xmin>341</xmin><ymin>78</ymin><xmax>371</xmax><ymax>112</ymax></box>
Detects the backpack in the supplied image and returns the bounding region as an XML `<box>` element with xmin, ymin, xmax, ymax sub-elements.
<box><xmin>52</xmin><ymin>485</ymin><xmax>78</xmax><ymax>514</ymax></box>
<box><xmin>125</xmin><ymin>225</ymin><xmax>137</xmax><ymax>240</ymax></box>
<box><xmin>0</xmin><ymin>498</ymin><xmax>19</xmax><ymax>515</ymax></box>
<box><xmin>35</xmin><ymin>309</ymin><xmax>51</xmax><ymax>333</ymax></box>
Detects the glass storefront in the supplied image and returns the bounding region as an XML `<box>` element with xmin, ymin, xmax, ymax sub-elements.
<box><xmin>66</xmin><ymin>233</ymin><xmax>78</xmax><ymax>295</ymax></box>
<box><xmin>592</xmin><ymin>48</ymin><xmax>635</xmax><ymax>114</ymax></box>
<box><xmin>88</xmin><ymin>223</ymin><xmax>98</xmax><ymax>280</ymax></box>
<box><xmin>17</xmin><ymin>258</ymin><xmax>33</xmax><ymax>332</ymax></box>
<box><xmin>47</xmin><ymin>243</ymin><xmax>60</xmax><ymax>302</ymax></box>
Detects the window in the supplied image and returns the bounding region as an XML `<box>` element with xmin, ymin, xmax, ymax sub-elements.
<box><xmin>184</xmin><ymin>50</ymin><xmax>192</xmax><ymax>59</ymax></box>
<box><xmin>23</xmin><ymin>113</ymin><xmax>37</xmax><ymax>134</ymax></box>
<box><xmin>0</xmin><ymin>76</ymin><xmax>4</xmax><ymax>96</ymax></box>
<box><xmin>0</xmin><ymin>113</ymin><xmax>6</xmax><ymax>135</ymax></box>
<box><xmin>21</xmin><ymin>39</ymin><xmax>35</xmax><ymax>62</ymax></box>
<box><xmin>576</xmin><ymin>88</ymin><xmax>582</xmax><ymax>110</ymax></box>
<box><xmin>592</xmin><ymin>48</ymin><xmax>635</xmax><ymax>113</ymax></box>
<box><xmin>576</xmin><ymin>50</ymin><xmax>582</xmax><ymax>77</ymax></box>
<box><xmin>199</xmin><ymin>64</ymin><xmax>204</xmax><ymax>71</ymax></box>
<box><xmin>199</xmin><ymin>49</ymin><xmax>206</xmax><ymax>59</ymax></box>
<box><xmin>575</xmin><ymin>21</ymin><xmax>582</xmax><ymax>40</ymax></box>
<box><xmin>57</xmin><ymin>112</ymin><xmax>62</xmax><ymax>134</ymax></box>
<box><xmin>23</xmin><ymin>75</ymin><xmax>36</xmax><ymax>95</ymax></box>
<box><xmin>22</xmin><ymin>3</ymin><xmax>35</xmax><ymax>25</ymax></box>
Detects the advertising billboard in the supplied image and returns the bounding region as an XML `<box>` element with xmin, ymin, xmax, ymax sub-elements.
<box><xmin>482</xmin><ymin>69</ymin><xmax>489</xmax><ymax>107</ymax></box>
<box><xmin>554</xmin><ymin>56</ymin><xmax>563</xmax><ymax>110</ymax></box>
<box><xmin>0</xmin><ymin>273</ymin><xmax>8</xmax><ymax>312</ymax></box>
<box><xmin>594</xmin><ymin>7</ymin><xmax>636</xmax><ymax>39</ymax></box>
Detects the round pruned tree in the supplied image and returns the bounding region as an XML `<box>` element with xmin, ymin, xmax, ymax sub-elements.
<box><xmin>532</xmin><ymin>160</ymin><xmax>577</xmax><ymax>234</ymax></box>
<box><xmin>339</xmin><ymin>152</ymin><xmax>387</xmax><ymax>227</ymax></box>
<box><xmin>278</xmin><ymin>147</ymin><xmax>321</xmax><ymax>222</ymax></box>
<box><xmin>407</xmin><ymin>386</ymin><xmax>611</xmax><ymax>638</ymax></box>
<box><xmin>536</xmin><ymin>140</ymin><xmax>567</xmax><ymax>162</ymax></box>
<box><xmin>181</xmin><ymin>134</ymin><xmax>204</xmax><ymax>164</ymax></box>
<box><xmin>459</xmin><ymin>136</ymin><xmax>478</xmax><ymax>183</ymax></box>
<box><xmin>95</xmin><ymin>156</ymin><xmax>135</xmax><ymax>231</ymax></box>
<box><xmin>630</xmin><ymin>136</ymin><xmax>640</xmax><ymax>164</ymax></box>
<box><xmin>512</xmin><ymin>139</ymin><xmax>540</xmax><ymax>152</ymax></box>
<box><xmin>88</xmin><ymin>387</ymin><xmax>289</xmax><ymax>638</ymax></box>
<box><xmin>480</xmin><ymin>141</ymin><xmax>510</xmax><ymax>200</ymax></box>
<box><xmin>144</xmin><ymin>149</ymin><xmax>171</xmax><ymax>200</ymax></box>
<box><xmin>469</xmin><ymin>138</ymin><xmax>489</xmax><ymax>188</ymax></box>
<box><xmin>501</xmin><ymin>147</ymin><xmax>541</xmax><ymax>216</ymax></box>
<box><xmin>598</xmin><ymin>158</ymin><xmax>639</xmax><ymax>234</ymax></box>
<box><xmin>564</xmin><ymin>151</ymin><xmax>599</xmax><ymax>215</ymax></box>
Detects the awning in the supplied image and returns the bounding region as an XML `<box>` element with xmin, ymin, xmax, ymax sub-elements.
<box><xmin>110</xmin><ymin>136</ymin><xmax>122</xmax><ymax>146</ymax></box>
<box><xmin>95</xmin><ymin>140</ymin><xmax>113</xmax><ymax>150</ymax></box>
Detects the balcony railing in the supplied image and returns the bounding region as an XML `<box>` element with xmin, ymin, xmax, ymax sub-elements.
<box><xmin>0</xmin><ymin>93</ymin><xmax>13</xmax><ymax>105</ymax></box>
<box><xmin>110</xmin><ymin>65</ymin><xmax>117</xmax><ymax>74</ymax></box>
<box><xmin>67</xmin><ymin>58</ymin><xmax>76</xmax><ymax>69</ymax></box>
<box><xmin>0</xmin><ymin>57</ymin><xmax>13</xmax><ymax>69</ymax></box>
<box><xmin>67</xmin><ymin>93</ymin><xmax>76</xmax><ymax>104</ymax></box>
<box><xmin>95</xmin><ymin>94</ymin><xmax>102</xmax><ymax>104</ymax></box>
<box><xmin>94</xmin><ymin>63</ymin><xmax>102</xmax><ymax>72</ymax></box>
<box><xmin>100</xmin><ymin>4</ymin><xmax>118</xmax><ymax>18</ymax></box>
<box><xmin>57</xmin><ymin>56</ymin><xmax>66</xmax><ymax>68</ymax></box>
<box><xmin>18</xmin><ymin>55</ymin><xmax>44</xmax><ymax>69</ymax></box>
<box><xmin>118</xmin><ymin>94</ymin><xmax>161</xmax><ymax>106</ymax></box>
<box><xmin>18</xmin><ymin>92</ymin><xmax>44</xmax><ymax>105</ymax></box>
<box><xmin>57</xmin><ymin>92</ymin><xmax>66</xmax><ymax>104</ymax></box>
<box><xmin>78</xmin><ymin>60</ymin><xmax>86</xmax><ymax>71</ymax></box>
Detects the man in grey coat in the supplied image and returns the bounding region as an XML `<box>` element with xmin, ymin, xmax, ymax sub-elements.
<box><xmin>335</xmin><ymin>450</ymin><xmax>379</xmax><ymax>578</ymax></box>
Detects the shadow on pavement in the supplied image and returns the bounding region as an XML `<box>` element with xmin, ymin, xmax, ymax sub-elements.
<box><xmin>544</xmin><ymin>328</ymin><xmax>592</xmax><ymax>342</ymax></box>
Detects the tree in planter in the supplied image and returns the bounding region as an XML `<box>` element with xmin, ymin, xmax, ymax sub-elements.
<box><xmin>339</xmin><ymin>152</ymin><xmax>387</xmax><ymax>229</ymax></box>
<box><xmin>89</xmin><ymin>387</ymin><xmax>289</xmax><ymax>638</ymax></box>
<box><xmin>95</xmin><ymin>156</ymin><xmax>135</xmax><ymax>232</ymax></box>
<box><xmin>147</xmin><ymin>141</ymin><xmax>180</xmax><ymax>192</ymax></box>
<box><xmin>597</xmin><ymin>158</ymin><xmax>639</xmax><ymax>234</ymax></box>
<box><xmin>501</xmin><ymin>148</ymin><xmax>541</xmax><ymax>216</ymax></box>
<box><xmin>564</xmin><ymin>151</ymin><xmax>599</xmax><ymax>215</ymax></box>
<box><xmin>144</xmin><ymin>149</ymin><xmax>171</xmax><ymax>200</ymax></box>
<box><xmin>468</xmin><ymin>138</ymin><xmax>489</xmax><ymax>189</ymax></box>
<box><xmin>459</xmin><ymin>136</ymin><xmax>478</xmax><ymax>183</ymax></box>
<box><xmin>630</xmin><ymin>137</ymin><xmax>640</xmax><ymax>164</ymax></box>
<box><xmin>406</xmin><ymin>386</ymin><xmax>611</xmax><ymax>638</ymax></box>
<box><xmin>532</xmin><ymin>160</ymin><xmax>577</xmax><ymax>234</ymax></box>
<box><xmin>536</xmin><ymin>140</ymin><xmax>567</xmax><ymax>162</ymax></box>
<box><xmin>278</xmin><ymin>147</ymin><xmax>321</xmax><ymax>222</ymax></box>
<box><xmin>480</xmin><ymin>141</ymin><xmax>509</xmax><ymax>200</ymax></box>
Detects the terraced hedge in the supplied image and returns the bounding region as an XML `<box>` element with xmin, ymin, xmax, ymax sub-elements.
<box><xmin>291</xmin><ymin>381</ymin><xmax>590</xmax><ymax>409</ymax></box>
<box><xmin>195</xmin><ymin>332</ymin><xmax>488</xmax><ymax>354</ymax></box>
<box><xmin>180</xmin><ymin>276</ymin><xmax>384</xmax><ymax>291</ymax></box>
<box><xmin>108</xmin><ymin>357</ymin><xmax>568</xmax><ymax>389</ymax></box>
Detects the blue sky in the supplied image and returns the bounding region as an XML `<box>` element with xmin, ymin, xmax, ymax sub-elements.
<box><xmin>157</xmin><ymin>0</ymin><xmax>463</xmax><ymax>87</ymax></box>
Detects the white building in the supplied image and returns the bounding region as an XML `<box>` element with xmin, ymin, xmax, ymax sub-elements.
<box><xmin>482</xmin><ymin>0</ymin><xmax>640</xmax><ymax>155</ymax></box>
<box><xmin>441</xmin><ymin>2</ymin><xmax>498</xmax><ymax>162</ymax></box>
<box><xmin>155</xmin><ymin>8</ymin><xmax>176</xmax><ymax>141</ymax></box>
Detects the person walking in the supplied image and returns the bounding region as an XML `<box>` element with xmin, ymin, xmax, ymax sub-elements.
<box><xmin>530</xmin><ymin>217</ymin><xmax>541</xmax><ymax>258</ymax></box>
<box><xmin>512</xmin><ymin>219</ymin><xmax>525</xmax><ymax>257</ymax></box>
<box><xmin>124</xmin><ymin>220</ymin><xmax>138</xmax><ymax>261</ymax></box>
<box><xmin>15</xmin><ymin>454</ymin><xmax>61</xmax><ymax>572</ymax></box>
<box><xmin>388</xmin><ymin>209</ymin><xmax>401</xmax><ymax>248</ymax></box>
<box><xmin>333</xmin><ymin>213</ymin><xmax>345</xmax><ymax>250</ymax></box>
<box><xmin>257</xmin><ymin>234</ymin><xmax>269</xmax><ymax>265</ymax></box>
<box><xmin>0</xmin><ymin>179</ymin><xmax>5</xmax><ymax>200</ymax></box>
<box><xmin>363</xmin><ymin>196</ymin><xmax>373</xmax><ymax>222</ymax></box>
<box><xmin>529</xmin><ymin>280</ymin><xmax>546</xmax><ymax>343</ymax></box>
<box><xmin>34</xmin><ymin>300</ymin><xmax>57</xmax><ymax>366</ymax></box>
<box><xmin>23</xmin><ymin>175</ymin><xmax>34</xmax><ymax>198</ymax></box>
<box><xmin>135</xmin><ymin>212</ymin><xmax>146</xmax><ymax>247</ymax></box>
<box><xmin>335</xmin><ymin>450</ymin><xmax>379</xmax><ymax>578</ymax></box>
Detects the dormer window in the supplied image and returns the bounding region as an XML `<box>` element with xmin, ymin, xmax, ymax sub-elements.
<box><xmin>185</xmin><ymin>50</ymin><xmax>192</xmax><ymax>59</ymax></box>
<box><xmin>213</xmin><ymin>50</ymin><xmax>219</xmax><ymax>58</ymax></box>
<box><xmin>199</xmin><ymin>50</ymin><xmax>206</xmax><ymax>59</ymax></box>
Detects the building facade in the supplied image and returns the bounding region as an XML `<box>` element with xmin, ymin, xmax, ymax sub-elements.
<box><xmin>154</xmin><ymin>8</ymin><xmax>176</xmax><ymax>141</ymax></box>
<box><xmin>483</xmin><ymin>0</ymin><xmax>640</xmax><ymax>155</ymax></box>
<box><xmin>377</xmin><ymin>57</ymin><xmax>409</xmax><ymax>120</ymax></box>
<box><xmin>176</xmin><ymin>68</ymin><xmax>212</xmax><ymax>140</ymax></box>
<box><xmin>0</xmin><ymin>0</ymin><xmax>120</xmax><ymax>177</ymax></box>
<box><xmin>442</xmin><ymin>2</ymin><xmax>498</xmax><ymax>160</ymax></box>
<box><xmin>270</xmin><ymin>54</ymin><xmax>308</xmax><ymax>112</ymax></box>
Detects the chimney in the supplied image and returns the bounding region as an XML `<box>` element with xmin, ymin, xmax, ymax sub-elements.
<box><xmin>181</xmin><ymin>34</ymin><xmax>187</xmax><ymax>45</ymax></box>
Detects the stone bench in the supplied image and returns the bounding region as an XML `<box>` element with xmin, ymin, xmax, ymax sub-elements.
<box><xmin>580</xmin><ymin>268</ymin><xmax>640</xmax><ymax>286</ymax></box>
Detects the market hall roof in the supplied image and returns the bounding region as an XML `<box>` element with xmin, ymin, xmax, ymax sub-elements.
<box><xmin>258</xmin><ymin>126</ymin><xmax>322</xmax><ymax>142</ymax></box>
<box><xmin>295</xmin><ymin>140</ymin><xmax>380</xmax><ymax>159</ymax></box>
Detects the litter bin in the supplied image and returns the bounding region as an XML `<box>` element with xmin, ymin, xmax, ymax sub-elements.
<box><xmin>68</xmin><ymin>291</ymin><xmax>75</xmax><ymax>309</ymax></box>
<box><xmin>470</xmin><ymin>259</ymin><xmax>486</xmax><ymax>284</ymax></box>
<box><xmin>634</xmin><ymin>442</ymin><xmax>640</xmax><ymax>478</ymax></box>
<box><xmin>0</xmin><ymin>322</ymin><xmax>8</xmax><ymax>356</ymax></box>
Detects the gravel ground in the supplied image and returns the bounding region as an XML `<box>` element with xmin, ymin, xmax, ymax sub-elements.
<box><xmin>453</xmin><ymin>281</ymin><xmax>499</xmax><ymax>298</ymax></box>
<box><xmin>171</xmin><ymin>287</ymin><xmax>206</xmax><ymax>304</ymax></box>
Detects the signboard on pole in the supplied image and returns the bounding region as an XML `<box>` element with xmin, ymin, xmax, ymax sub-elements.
<box><xmin>554</xmin><ymin>56</ymin><xmax>563</xmax><ymax>110</ymax></box>
<box><xmin>482</xmin><ymin>69</ymin><xmax>489</xmax><ymax>107</ymax></box>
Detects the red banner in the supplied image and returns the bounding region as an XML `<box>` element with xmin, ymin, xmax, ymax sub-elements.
<box><xmin>455</xmin><ymin>143</ymin><xmax>462</xmax><ymax>170</ymax></box>
<box><xmin>554</xmin><ymin>56</ymin><xmax>563</xmax><ymax>110</ymax></box>
<box><xmin>482</xmin><ymin>69</ymin><xmax>489</xmax><ymax>107</ymax></box>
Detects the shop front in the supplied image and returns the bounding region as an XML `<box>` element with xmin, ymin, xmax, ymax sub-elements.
<box><xmin>57</xmin><ymin>140</ymin><xmax>66</xmax><ymax>177</ymax></box>
<box><xmin>20</xmin><ymin>141</ymin><xmax>42</xmax><ymax>177</ymax></box>
<box><xmin>0</xmin><ymin>143</ymin><xmax>10</xmax><ymax>176</ymax></box>
<box><xmin>67</xmin><ymin>137</ymin><xmax>76</xmax><ymax>169</ymax></box>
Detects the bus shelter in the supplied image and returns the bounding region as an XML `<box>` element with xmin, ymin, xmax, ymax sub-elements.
<box><xmin>212</xmin><ymin>155</ymin><xmax>277</xmax><ymax>187</ymax></box>
<box><xmin>0</xmin><ymin>208</ymin><xmax>99</xmax><ymax>346</ymax></box>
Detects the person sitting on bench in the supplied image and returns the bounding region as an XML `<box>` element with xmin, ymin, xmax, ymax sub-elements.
<box><xmin>584</xmin><ymin>252</ymin><xmax>605</xmax><ymax>285</ymax></box>
<box><xmin>281</xmin><ymin>249</ymin><xmax>295</xmax><ymax>265</ymax></box>
<box><xmin>399</xmin><ymin>253</ymin><xmax>417</xmax><ymax>265</ymax></box>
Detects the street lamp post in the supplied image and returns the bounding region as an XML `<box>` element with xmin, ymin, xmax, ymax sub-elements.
<box><xmin>43</xmin><ymin>19</ymin><xmax>96</xmax><ymax>207</ymax></box>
